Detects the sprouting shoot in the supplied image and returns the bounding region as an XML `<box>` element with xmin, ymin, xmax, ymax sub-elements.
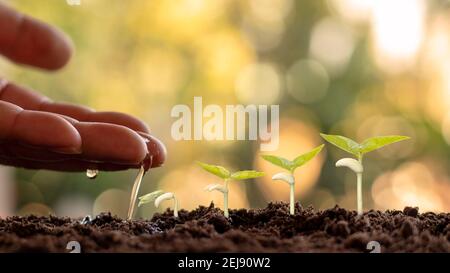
<box><xmin>262</xmin><ymin>144</ymin><xmax>324</xmax><ymax>215</ymax></box>
<box><xmin>197</xmin><ymin>161</ymin><xmax>264</xmax><ymax>218</ymax></box>
<box><xmin>138</xmin><ymin>190</ymin><xmax>179</xmax><ymax>218</ymax></box>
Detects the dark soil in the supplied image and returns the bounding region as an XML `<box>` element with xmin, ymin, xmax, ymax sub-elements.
<box><xmin>0</xmin><ymin>202</ymin><xmax>449</xmax><ymax>252</ymax></box>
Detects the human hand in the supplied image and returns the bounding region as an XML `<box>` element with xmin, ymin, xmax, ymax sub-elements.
<box><xmin>0</xmin><ymin>2</ymin><xmax>166</xmax><ymax>172</ymax></box>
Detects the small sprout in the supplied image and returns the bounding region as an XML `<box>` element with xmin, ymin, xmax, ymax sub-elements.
<box><xmin>262</xmin><ymin>144</ymin><xmax>324</xmax><ymax>215</ymax></box>
<box><xmin>138</xmin><ymin>190</ymin><xmax>164</xmax><ymax>207</ymax></box>
<box><xmin>321</xmin><ymin>133</ymin><xmax>410</xmax><ymax>215</ymax></box>
<box><xmin>198</xmin><ymin>161</ymin><xmax>264</xmax><ymax>218</ymax></box>
<box><xmin>138</xmin><ymin>190</ymin><xmax>179</xmax><ymax>218</ymax></box>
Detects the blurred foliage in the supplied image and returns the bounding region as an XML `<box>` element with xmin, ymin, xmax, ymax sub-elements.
<box><xmin>2</xmin><ymin>0</ymin><xmax>450</xmax><ymax>217</ymax></box>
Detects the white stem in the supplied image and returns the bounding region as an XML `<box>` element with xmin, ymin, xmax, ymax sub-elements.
<box><xmin>173</xmin><ymin>197</ymin><xmax>179</xmax><ymax>218</ymax></box>
<box><xmin>336</xmin><ymin>157</ymin><xmax>364</xmax><ymax>215</ymax></box>
<box><xmin>289</xmin><ymin>182</ymin><xmax>295</xmax><ymax>215</ymax></box>
<box><xmin>224</xmin><ymin>180</ymin><xmax>229</xmax><ymax>218</ymax></box>
<box><xmin>357</xmin><ymin>172</ymin><xmax>362</xmax><ymax>215</ymax></box>
<box><xmin>357</xmin><ymin>157</ymin><xmax>363</xmax><ymax>215</ymax></box>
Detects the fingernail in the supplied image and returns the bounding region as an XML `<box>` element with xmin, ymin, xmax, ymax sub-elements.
<box><xmin>137</xmin><ymin>132</ymin><xmax>167</xmax><ymax>169</ymax></box>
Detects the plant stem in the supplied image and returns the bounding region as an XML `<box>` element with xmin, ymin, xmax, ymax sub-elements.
<box><xmin>224</xmin><ymin>179</ymin><xmax>229</xmax><ymax>218</ymax></box>
<box><xmin>173</xmin><ymin>197</ymin><xmax>179</xmax><ymax>218</ymax></box>
<box><xmin>289</xmin><ymin>182</ymin><xmax>295</xmax><ymax>215</ymax></box>
<box><xmin>357</xmin><ymin>172</ymin><xmax>362</xmax><ymax>215</ymax></box>
<box><xmin>357</xmin><ymin>157</ymin><xmax>363</xmax><ymax>215</ymax></box>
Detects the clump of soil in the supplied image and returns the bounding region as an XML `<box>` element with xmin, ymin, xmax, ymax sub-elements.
<box><xmin>0</xmin><ymin>202</ymin><xmax>449</xmax><ymax>252</ymax></box>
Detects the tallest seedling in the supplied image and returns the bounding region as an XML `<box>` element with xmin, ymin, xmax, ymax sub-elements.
<box><xmin>320</xmin><ymin>134</ymin><xmax>410</xmax><ymax>215</ymax></box>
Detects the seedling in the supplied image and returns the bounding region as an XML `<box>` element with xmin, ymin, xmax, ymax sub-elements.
<box><xmin>138</xmin><ymin>190</ymin><xmax>179</xmax><ymax>218</ymax></box>
<box><xmin>262</xmin><ymin>144</ymin><xmax>324</xmax><ymax>215</ymax></box>
<box><xmin>197</xmin><ymin>162</ymin><xmax>264</xmax><ymax>218</ymax></box>
<box><xmin>320</xmin><ymin>133</ymin><xmax>410</xmax><ymax>215</ymax></box>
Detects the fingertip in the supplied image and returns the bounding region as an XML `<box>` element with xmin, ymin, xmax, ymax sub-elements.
<box><xmin>42</xmin><ymin>22</ymin><xmax>73</xmax><ymax>70</ymax></box>
<box><xmin>138</xmin><ymin>132</ymin><xmax>167</xmax><ymax>169</ymax></box>
<box><xmin>10</xmin><ymin>16</ymin><xmax>74</xmax><ymax>70</ymax></box>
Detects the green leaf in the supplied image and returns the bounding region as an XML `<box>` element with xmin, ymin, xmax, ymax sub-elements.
<box><xmin>231</xmin><ymin>170</ymin><xmax>265</xmax><ymax>180</ymax></box>
<box><xmin>292</xmin><ymin>144</ymin><xmax>324</xmax><ymax>171</ymax></box>
<box><xmin>138</xmin><ymin>190</ymin><xmax>164</xmax><ymax>207</ymax></box>
<box><xmin>320</xmin><ymin>133</ymin><xmax>360</xmax><ymax>157</ymax></box>
<box><xmin>197</xmin><ymin>161</ymin><xmax>231</xmax><ymax>179</ymax></box>
<box><xmin>261</xmin><ymin>155</ymin><xmax>295</xmax><ymax>171</ymax></box>
<box><xmin>360</xmin><ymin>135</ymin><xmax>410</xmax><ymax>155</ymax></box>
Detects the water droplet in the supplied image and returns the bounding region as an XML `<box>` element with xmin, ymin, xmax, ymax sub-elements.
<box><xmin>86</xmin><ymin>169</ymin><xmax>98</xmax><ymax>179</ymax></box>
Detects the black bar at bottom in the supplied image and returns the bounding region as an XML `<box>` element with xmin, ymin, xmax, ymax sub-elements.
<box><xmin>0</xmin><ymin>252</ymin><xmax>446</xmax><ymax>272</ymax></box>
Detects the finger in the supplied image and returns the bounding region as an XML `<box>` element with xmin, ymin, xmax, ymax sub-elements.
<box><xmin>0</xmin><ymin>152</ymin><xmax>148</xmax><ymax>172</ymax></box>
<box><xmin>72</xmin><ymin>122</ymin><xmax>148</xmax><ymax>165</ymax></box>
<box><xmin>0</xmin><ymin>101</ymin><xmax>81</xmax><ymax>153</ymax></box>
<box><xmin>0</xmin><ymin>99</ymin><xmax>164</xmax><ymax>168</ymax></box>
<box><xmin>0</xmin><ymin>2</ymin><xmax>72</xmax><ymax>70</ymax></box>
<box><xmin>0</xmin><ymin>81</ymin><xmax>150</xmax><ymax>133</ymax></box>
<box><xmin>0</xmin><ymin>134</ymin><xmax>165</xmax><ymax>171</ymax></box>
<box><xmin>137</xmin><ymin>132</ymin><xmax>166</xmax><ymax>168</ymax></box>
<box><xmin>56</xmin><ymin>114</ymin><xmax>163</xmax><ymax>168</ymax></box>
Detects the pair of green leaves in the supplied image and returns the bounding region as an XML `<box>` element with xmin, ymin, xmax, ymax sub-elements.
<box><xmin>197</xmin><ymin>162</ymin><xmax>265</xmax><ymax>180</ymax></box>
<box><xmin>320</xmin><ymin>134</ymin><xmax>410</xmax><ymax>159</ymax></box>
<box><xmin>262</xmin><ymin>144</ymin><xmax>324</xmax><ymax>173</ymax></box>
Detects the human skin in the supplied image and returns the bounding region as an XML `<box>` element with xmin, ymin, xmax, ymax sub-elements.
<box><xmin>0</xmin><ymin>2</ymin><xmax>166</xmax><ymax>172</ymax></box>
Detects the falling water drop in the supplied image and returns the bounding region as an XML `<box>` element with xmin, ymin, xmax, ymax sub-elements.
<box><xmin>86</xmin><ymin>169</ymin><xmax>99</xmax><ymax>179</ymax></box>
<box><xmin>127</xmin><ymin>165</ymin><xmax>145</xmax><ymax>220</ymax></box>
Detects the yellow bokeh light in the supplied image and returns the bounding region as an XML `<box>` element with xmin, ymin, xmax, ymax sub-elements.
<box><xmin>89</xmin><ymin>76</ymin><xmax>140</xmax><ymax>115</ymax></box>
<box><xmin>195</xmin><ymin>28</ymin><xmax>255</xmax><ymax>94</ymax></box>
<box><xmin>286</xmin><ymin>59</ymin><xmax>329</xmax><ymax>103</ymax></box>
<box><xmin>309</xmin><ymin>17</ymin><xmax>355</xmax><ymax>74</ymax></box>
<box><xmin>130</xmin><ymin>47</ymin><xmax>188</xmax><ymax>98</ymax></box>
<box><xmin>425</xmin><ymin>16</ymin><xmax>450</xmax><ymax>68</ymax></box>
<box><xmin>328</xmin><ymin>0</ymin><xmax>374</xmax><ymax>24</ymax></box>
<box><xmin>240</xmin><ymin>0</ymin><xmax>292</xmax><ymax>52</ymax></box>
<box><xmin>18</xmin><ymin>203</ymin><xmax>53</xmax><ymax>216</ymax></box>
<box><xmin>247</xmin><ymin>0</ymin><xmax>293</xmax><ymax>25</ymax></box>
<box><xmin>235</xmin><ymin>62</ymin><xmax>281</xmax><ymax>105</ymax></box>
<box><xmin>371</xmin><ymin>161</ymin><xmax>450</xmax><ymax>212</ymax></box>
<box><xmin>131</xmin><ymin>0</ymin><xmax>228</xmax><ymax>43</ymax></box>
<box><xmin>371</xmin><ymin>0</ymin><xmax>425</xmax><ymax>74</ymax></box>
